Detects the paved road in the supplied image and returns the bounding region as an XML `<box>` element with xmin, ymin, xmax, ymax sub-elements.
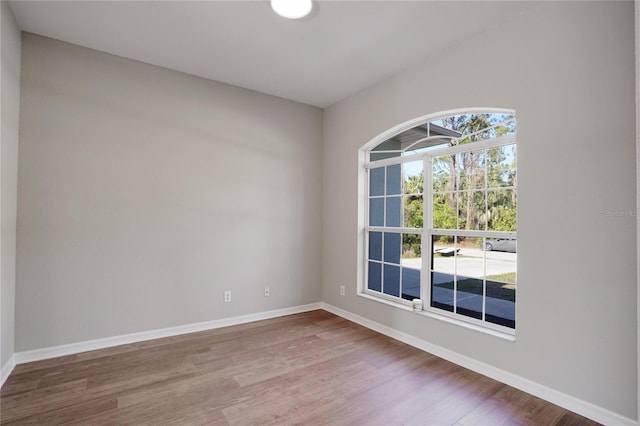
<box><xmin>402</xmin><ymin>247</ymin><xmax>516</xmax><ymax>279</ymax></box>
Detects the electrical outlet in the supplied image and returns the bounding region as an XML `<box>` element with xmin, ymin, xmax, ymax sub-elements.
<box><xmin>264</xmin><ymin>287</ymin><xmax>270</xmax><ymax>297</ymax></box>
<box><xmin>224</xmin><ymin>290</ymin><xmax>231</xmax><ymax>303</ymax></box>
<box><xmin>340</xmin><ymin>285</ymin><xmax>345</xmax><ymax>296</ymax></box>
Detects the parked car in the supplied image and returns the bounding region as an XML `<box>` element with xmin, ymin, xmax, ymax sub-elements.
<box><xmin>483</xmin><ymin>238</ymin><xmax>516</xmax><ymax>253</ymax></box>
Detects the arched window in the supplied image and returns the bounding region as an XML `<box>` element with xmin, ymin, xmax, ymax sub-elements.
<box><xmin>361</xmin><ymin>109</ymin><xmax>517</xmax><ymax>333</ymax></box>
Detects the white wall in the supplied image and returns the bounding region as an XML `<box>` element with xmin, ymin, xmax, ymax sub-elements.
<box><xmin>323</xmin><ymin>1</ymin><xmax>637</xmax><ymax>421</ymax></box>
<box><xmin>16</xmin><ymin>34</ymin><xmax>323</xmax><ymax>351</ymax></box>
<box><xmin>1</xmin><ymin>0</ymin><xmax>21</xmax><ymax>375</ymax></box>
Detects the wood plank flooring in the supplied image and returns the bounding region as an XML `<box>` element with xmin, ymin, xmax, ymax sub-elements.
<box><xmin>1</xmin><ymin>310</ymin><xmax>600</xmax><ymax>425</ymax></box>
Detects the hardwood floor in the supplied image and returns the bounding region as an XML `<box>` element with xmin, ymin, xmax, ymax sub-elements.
<box><xmin>1</xmin><ymin>310</ymin><xmax>599</xmax><ymax>425</ymax></box>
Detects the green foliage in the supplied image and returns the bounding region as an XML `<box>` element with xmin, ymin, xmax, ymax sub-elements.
<box><xmin>486</xmin><ymin>272</ymin><xmax>517</xmax><ymax>284</ymax></box>
<box><xmin>432</xmin><ymin>195</ymin><xmax>456</xmax><ymax>229</ymax></box>
<box><xmin>402</xmin><ymin>237</ymin><xmax>421</xmax><ymax>257</ymax></box>
<box><xmin>403</xmin><ymin>175</ymin><xmax>423</xmax><ymax>255</ymax></box>
<box><xmin>404</xmin><ymin>174</ymin><xmax>423</xmax><ymax>195</ymax></box>
<box><xmin>492</xmin><ymin>207</ymin><xmax>516</xmax><ymax>231</ymax></box>
<box><xmin>386</xmin><ymin>113</ymin><xmax>516</xmax><ymax>257</ymax></box>
<box><xmin>404</xmin><ymin>198</ymin><xmax>423</xmax><ymax>228</ymax></box>
<box><xmin>433</xmin><ymin>114</ymin><xmax>517</xmax><ymax>233</ymax></box>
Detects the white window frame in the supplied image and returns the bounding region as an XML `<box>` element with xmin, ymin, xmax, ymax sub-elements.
<box><xmin>359</xmin><ymin>108</ymin><xmax>517</xmax><ymax>336</ymax></box>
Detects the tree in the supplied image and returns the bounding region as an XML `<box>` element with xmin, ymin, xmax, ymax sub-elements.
<box><xmin>403</xmin><ymin>173</ymin><xmax>423</xmax><ymax>256</ymax></box>
<box><xmin>399</xmin><ymin>113</ymin><xmax>517</xmax><ymax>252</ymax></box>
<box><xmin>436</xmin><ymin>114</ymin><xmax>517</xmax><ymax>236</ymax></box>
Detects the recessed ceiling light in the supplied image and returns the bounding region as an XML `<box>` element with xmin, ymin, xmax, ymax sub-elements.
<box><xmin>271</xmin><ymin>0</ymin><xmax>313</xmax><ymax>19</ymax></box>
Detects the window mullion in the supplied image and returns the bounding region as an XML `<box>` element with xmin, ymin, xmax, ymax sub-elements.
<box><xmin>423</xmin><ymin>157</ymin><xmax>432</xmax><ymax>309</ymax></box>
<box><xmin>431</xmin><ymin>229</ymin><xmax>516</xmax><ymax>239</ymax></box>
<box><xmin>453</xmin><ymin>236</ymin><xmax>458</xmax><ymax>314</ymax></box>
<box><xmin>482</xmin><ymin>238</ymin><xmax>487</xmax><ymax>322</ymax></box>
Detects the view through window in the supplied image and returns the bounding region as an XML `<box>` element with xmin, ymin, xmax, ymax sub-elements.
<box><xmin>364</xmin><ymin>111</ymin><xmax>517</xmax><ymax>332</ymax></box>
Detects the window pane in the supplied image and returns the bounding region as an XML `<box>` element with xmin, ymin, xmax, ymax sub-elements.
<box><xmin>368</xmin><ymin>231</ymin><xmax>382</xmax><ymax>261</ymax></box>
<box><xmin>402</xmin><ymin>233</ymin><xmax>421</xmax><ymax>260</ymax></box>
<box><xmin>457</xmin><ymin>237</ymin><xmax>484</xmax><ymax>275</ymax></box>
<box><xmin>431</xmin><ymin>235</ymin><xmax>455</xmax><ymax>312</ymax></box>
<box><xmin>383</xmin><ymin>264</ymin><xmax>400</xmax><ymax>297</ymax></box>
<box><xmin>433</xmin><ymin>193</ymin><xmax>456</xmax><ymax>229</ymax></box>
<box><xmin>385</xmin><ymin>196</ymin><xmax>401</xmax><ymax>227</ymax></box>
<box><xmin>369</xmin><ymin>167</ymin><xmax>385</xmax><ymax>196</ymax></box>
<box><xmin>494</xmin><ymin>116</ymin><xmax>516</xmax><ymax>137</ymax></box>
<box><xmin>383</xmin><ymin>232</ymin><xmax>401</xmax><ymax>264</ymax></box>
<box><xmin>401</xmin><ymin>233</ymin><xmax>421</xmax><ymax>301</ymax></box>
<box><xmin>403</xmin><ymin>195</ymin><xmax>423</xmax><ymax>228</ymax></box>
<box><xmin>391</xmin><ymin>124</ymin><xmax>427</xmax><ymax>153</ymax></box>
<box><xmin>432</xmin><ymin>272</ymin><xmax>455</xmax><ymax>312</ymax></box>
<box><xmin>431</xmin><ymin>114</ymin><xmax>515</xmax><ymax>143</ymax></box>
<box><xmin>458</xmin><ymin>150</ymin><xmax>486</xmax><ymax>191</ymax></box>
<box><xmin>487</xmin><ymin>144</ymin><xmax>516</xmax><ymax>188</ymax></box>
<box><xmin>407</xmin><ymin>141</ymin><xmax>452</xmax><ymax>155</ymax></box>
<box><xmin>454</xmin><ymin>114</ymin><xmax>501</xmax><ymax>143</ymax></box>
<box><xmin>455</xmin><ymin>153</ymin><xmax>464</xmax><ymax>190</ymax></box>
<box><xmin>458</xmin><ymin>191</ymin><xmax>486</xmax><ymax>230</ymax></box>
<box><xmin>455</xmin><ymin>245</ymin><xmax>483</xmax><ymax>320</ymax></box>
<box><xmin>431</xmin><ymin>234</ymin><xmax>455</xmax><ymax>264</ymax></box>
<box><xmin>403</xmin><ymin>160</ymin><xmax>423</xmax><ymax>229</ymax></box>
<box><xmin>487</xmin><ymin>189</ymin><xmax>516</xmax><ymax>232</ymax></box>
<box><xmin>485</xmin><ymin>278</ymin><xmax>516</xmax><ymax>328</ymax></box>
<box><xmin>369</xmin><ymin>198</ymin><xmax>384</xmax><ymax>226</ymax></box>
<box><xmin>485</xmin><ymin>244</ymin><xmax>516</xmax><ymax>281</ymax></box>
<box><xmin>455</xmin><ymin>276</ymin><xmax>483</xmax><ymax>320</ymax></box>
<box><xmin>368</xmin><ymin>262</ymin><xmax>382</xmax><ymax>292</ymax></box>
<box><xmin>371</xmin><ymin>152</ymin><xmax>401</xmax><ymax>161</ymax></box>
<box><xmin>432</xmin><ymin>155</ymin><xmax>454</xmax><ymax>193</ymax></box>
<box><xmin>386</xmin><ymin>164</ymin><xmax>402</xmax><ymax>195</ymax></box>
<box><xmin>403</xmin><ymin>161</ymin><xmax>423</xmax><ymax>195</ymax></box>
<box><xmin>373</xmin><ymin>139</ymin><xmax>403</xmax><ymax>151</ymax></box>
<box><xmin>484</xmin><ymin>239</ymin><xmax>516</xmax><ymax>328</ymax></box>
<box><xmin>402</xmin><ymin>268</ymin><xmax>420</xmax><ymax>301</ymax></box>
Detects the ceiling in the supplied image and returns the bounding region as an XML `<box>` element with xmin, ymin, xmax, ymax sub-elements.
<box><xmin>8</xmin><ymin>1</ymin><xmax>532</xmax><ymax>108</ymax></box>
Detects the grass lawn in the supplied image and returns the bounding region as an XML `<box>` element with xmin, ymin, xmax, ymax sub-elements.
<box><xmin>487</xmin><ymin>271</ymin><xmax>516</xmax><ymax>284</ymax></box>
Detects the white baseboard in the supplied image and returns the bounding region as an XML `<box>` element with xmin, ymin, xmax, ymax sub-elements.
<box><xmin>14</xmin><ymin>303</ymin><xmax>322</xmax><ymax>365</ymax></box>
<box><xmin>1</xmin><ymin>354</ymin><xmax>16</xmax><ymax>387</ymax></box>
<box><xmin>320</xmin><ymin>302</ymin><xmax>638</xmax><ymax>426</ymax></box>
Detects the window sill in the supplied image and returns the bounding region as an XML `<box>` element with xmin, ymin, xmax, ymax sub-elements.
<box><xmin>357</xmin><ymin>292</ymin><xmax>516</xmax><ymax>342</ymax></box>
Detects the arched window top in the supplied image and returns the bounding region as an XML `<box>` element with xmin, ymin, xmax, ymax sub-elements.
<box><xmin>368</xmin><ymin>111</ymin><xmax>516</xmax><ymax>161</ymax></box>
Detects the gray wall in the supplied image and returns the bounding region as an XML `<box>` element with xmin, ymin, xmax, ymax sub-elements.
<box><xmin>1</xmin><ymin>1</ymin><xmax>21</xmax><ymax>372</ymax></box>
<box><xmin>635</xmin><ymin>0</ymin><xmax>640</xmax><ymax>421</ymax></box>
<box><xmin>16</xmin><ymin>34</ymin><xmax>323</xmax><ymax>351</ymax></box>
<box><xmin>323</xmin><ymin>1</ymin><xmax>637</xmax><ymax>420</ymax></box>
